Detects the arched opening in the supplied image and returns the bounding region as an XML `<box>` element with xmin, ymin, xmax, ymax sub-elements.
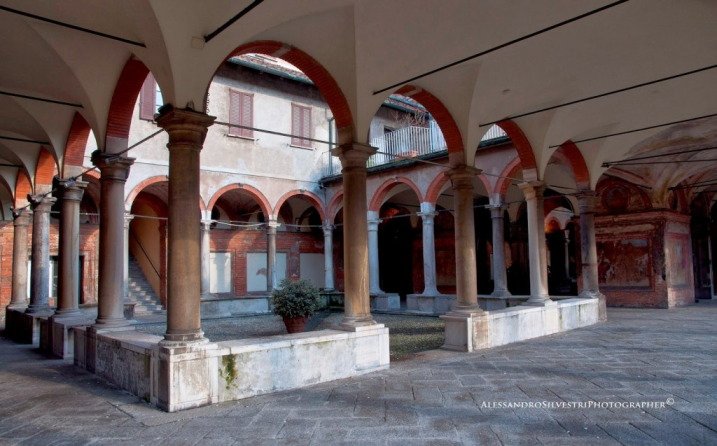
<box><xmin>128</xmin><ymin>181</ymin><xmax>168</xmax><ymax>310</ymax></box>
<box><xmin>207</xmin><ymin>185</ymin><xmax>271</xmax><ymax>296</ymax></box>
<box><xmin>275</xmin><ymin>193</ymin><xmax>325</xmax><ymax>289</ymax></box>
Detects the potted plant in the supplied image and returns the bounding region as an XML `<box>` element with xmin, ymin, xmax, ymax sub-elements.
<box><xmin>271</xmin><ymin>278</ymin><xmax>320</xmax><ymax>333</ymax></box>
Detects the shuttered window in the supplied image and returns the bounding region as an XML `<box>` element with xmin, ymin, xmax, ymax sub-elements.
<box><xmin>291</xmin><ymin>103</ymin><xmax>312</xmax><ymax>148</ymax></box>
<box><xmin>228</xmin><ymin>90</ymin><xmax>253</xmax><ymax>138</ymax></box>
<box><xmin>139</xmin><ymin>73</ymin><xmax>157</xmax><ymax>120</ymax></box>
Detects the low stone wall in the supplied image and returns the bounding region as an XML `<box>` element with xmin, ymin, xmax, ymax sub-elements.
<box><xmin>74</xmin><ymin>324</ymin><xmax>390</xmax><ymax>412</ymax></box>
<box><xmin>442</xmin><ymin>298</ymin><xmax>599</xmax><ymax>351</ymax></box>
<box><xmin>200</xmin><ymin>296</ymin><xmax>271</xmax><ymax>318</ymax></box>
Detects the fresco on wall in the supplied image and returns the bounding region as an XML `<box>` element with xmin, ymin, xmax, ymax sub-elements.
<box><xmin>597</xmin><ymin>239</ymin><xmax>650</xmax><ymax>288</ymax></box>
<box><xmin>666</xmin><ymin>237</ymin><xmax>688</xmax><ymax>287</ymax></box>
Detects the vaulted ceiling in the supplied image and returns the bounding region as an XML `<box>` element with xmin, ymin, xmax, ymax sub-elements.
<box><xmin>0</xmin><ymin>0</ymin><xmax>715</xmax><ymax>205</ymax></box>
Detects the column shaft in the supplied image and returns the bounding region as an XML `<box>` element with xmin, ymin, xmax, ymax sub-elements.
<box><xmin>92</xmin><ymin>151</ymin><xmax>134</xmax><ymax>327</ymax></box>
<box><xmin>519</xmin><ymin>182</ymin><xmax>551</xmax><ymax>305</ymax></box>
<box><xmin>123</xmin><ymin>214</ymin><xmax>133</xmax><ymax>302</ymax></box>
<box><xmin>577</xmin><ymin>191</ymin><xmax>606</xmax><ymax>320</ymax></box>
<box><xmin>419</xmin><ymin>202</ymin><xmax>439</xmax><ymax>296</ymax></box>
<box><xmin>490</xmin><ymin>204</ymin><xmax>511</xmax><ymax>297</ymax></box>
<box><xmin>367</xmin><ymin>211</ymin><xmax>383</xmax><ymax>295</ymax></box>
<box><xmin>9</xmin><ymin>210</ymin><xmax>32</xmax><ymax>309</ymax></box>
<box><xmin>446</xmin><ymin>165</ymin><xmax>480</xmax><ymax>312</ymax></box>
<box><xmin>322</xmin><ymin>222</ymin><xmax>335</xmax><ymax>290</ymax></box>
<box><xmin>26</xmin><ymin>195</ymin><xmax>56</xmax><ymax>314</ymax></box>
<box><xmin>156</xmin><ymin>108</ymin><xmax>215</xmax><ymax>344</ymax></box>
<box><xmin>266</xmin><ymin>220</ymin><xmax>279</xmax><ymax>291</ymax></box>
<box><xmin>200</xmin><ymin>220</ymin><xmax>211</xmax><ymax>296</ymax></box>
<box><xmin>334</xmin><ymin>143</ymin><xmax>376</xmax><ymax>328</ymax></box>
<box><xmin>56</xmin><ymin>180</ymin><xmax>87</xmax><ymax>317</ymax></box>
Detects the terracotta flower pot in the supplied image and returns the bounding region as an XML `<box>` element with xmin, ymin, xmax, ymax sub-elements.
<box><xmin>283</xmin><ymin>316</ymin><xmax>309</xmax><ymax>333</ymax></box>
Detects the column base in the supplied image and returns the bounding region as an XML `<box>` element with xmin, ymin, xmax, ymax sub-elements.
<box><xmin>490</xmin><ymin>289</ymin><xmax>512</xmax><ymax>298</ymax></box>
<box><xmin>94</xmin><ymin>316</ymin><xmax>132</xmax><ymax>329</ymax></box>
<box><xmin>370</xmin><ymin>293</ymin><xmax>400</xmax><ymax>311</ymax></box>
<box><xmin>440</xmin><ymin>310</ymin><xmax>487</xmax><ymax>352</ymax></box>
<box><xmin>522</xmin><ymin>297</ymin><xmax>556</xmax><ymax>307</ymax></box>
<box><xmin>160</xmin><ymin>330</ymin><xmax>208</xmax><ymax>348</ymax></box>
<box><xmin>25</xmin><ymin>305</ymin><xmax>53</xmax><ymax>316</ymax></box>
<box><xmin>406</xmin><ymin>293</ymin><xmax>455</xmax><ymax>315</ymax></box>
<box><xmin>338</xmin><ymin>316</ymin><xmax>377</xmax><ymax>332</ymax></box>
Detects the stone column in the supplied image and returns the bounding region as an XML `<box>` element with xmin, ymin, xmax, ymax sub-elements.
<box><xmin>564</xmin><ymin>230</ymin><xmax>571</xmax><ymax>281</ymax></box>
<box><xmin>418</xmin><ymin>202</ymin><xmax>440</xmax><ymax>296</ymax></box>
<box><xmin>155</xmin><ymin>108</ymin><xmax>215</xmax><ymax>344</ymax></box>
<box><xmin>8</xmin><ymin>209</ymin><xmax>32</xmax><ymax>309</ymax></box>
<box><xmin>367</xmin><ymin>211</ymin><xmax>383</xmax><ymax>295</ymax></box>
<box><xmin>577</xmin><ymin>191</ymin><xmax>606</xmax><ymax>321</ymax></box>
<box><xmin>266</xmin><ymin>219</ymin><xmax>280</xmax><ymax>291</ymax></box>
<box><xmin>123</xmin><ymin>213</ymin><xmax>133</xmax><ymax>303</ymax></box>
<box><xmin>55</xmin><ymin>179</ymin><xmax>88</xmax><ymax>318</ymax></box>
<box><xmin>92</xmin><ymin>151</ymin><xmax>134</xmax><ymax>327</ymax></box>
<box><xmin>26</xmin><ymin>194</ymin><xmax>56</xmax><ymax>315</ymax></box>
<box><xmin>333</xmin><ymin>143</ymin><xmax>377</xmax><ymax>328</ymax></box>
<box><xmin>489</xmin><ymin>204</ymin><xmax>511</xmax><ymax>297</ymax></box>
<box><xmin>322</xmin><ymin>221</ymin><xmax>335</xmax><ymax>291</ymax></box>
<box><xmin>518</xmin><ymin>181</ymin><xmax>552</xmax><ymax>306</ymax></box>
<box><xmin>445</xmin><ymin>165</ymin><xmax>481</xmax><ymax>312</ymax></box>
<box><xmin>200</xmin><ymin>219</ymin><xmax>212</xmax><ymax>297</ymax></box>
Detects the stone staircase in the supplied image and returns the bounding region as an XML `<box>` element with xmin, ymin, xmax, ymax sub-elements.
<box><xmin>127</xmin><ymin>256</ymin><xmax>165</xmax><ymax>315</ymax></box>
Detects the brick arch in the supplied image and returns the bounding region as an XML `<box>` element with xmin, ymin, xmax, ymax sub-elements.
<box><xmin>125</xmin><ymin>176</ymin><xmax>167</xmax><ymax>209</ymax></box>
<box><xmin>550</xmin><ymin>140</ymin><xmax>590</xmax><ymax>190</ymax></box>
<box><xmin>217</xmin><ymin>40</ymin><xmax>354</xmax><ymax>141</ymax></box>
<box><xmin>131</xmin><ymin>191</ymin><xmax>168</xmax><ymax>218</ymax></box>
<box><xmin>62</xmin><ymin>112</ymin><xmax>91</xmax><ymax>177</ymax></box>
<box><xmin>14</xmin><ymin>170</ymin><xmax>32</xmax><ymax>207</ymax></box>
<box><xmin>207</xmin><ymin>183</ymin><xmax>271</xmax><ymax>218</ymax></box>
<box><xmin>273</xmin><ymin>190</ymin><xmax>326</xmax><ymax>222</ymax></box>
<box><xmin>327</xmin><ymin>191</ymin><xmax>343</xmax><ymax>223</ymax></box>
<box><xmin>369</xmin><ymin>177</ymin><xmax>423</xmax><ymax>212</ymax></box>
<box><xmin>425</xmin><ymin>173</ymin><xmax>450</xmax><ymax>204</ymax></box>
<box><xmin>496</xmin><ymin>157</ymin><xmax>523</xmax><ymax>198</ymax></box>
<box><xmin>496</xmin><ymin>120</ymin><xmax>538</xmax><ymax>175</ymax></box>
<box><xmin>35</xmin><ymin>148</ymin><xmax>58</xmax><ymax>190</ymax></box>
<box><xmin>106</xmin><ymin>57</ymin><xmax>150</xmax><ymax>152</ymax></box>
<box><xmin>394</xmin><ymin>85</ymin><xmax>463</xmax><ymax>154</ymax></box>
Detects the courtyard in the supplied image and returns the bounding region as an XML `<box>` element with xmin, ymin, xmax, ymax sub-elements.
<box><xmin>1</xmin><ymin>302</ymin><xmax>715</xmax><ymax>445</ymax></box>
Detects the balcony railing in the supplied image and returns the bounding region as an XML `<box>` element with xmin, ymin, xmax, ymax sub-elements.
<box><xmin>321</xmin><ymin>121</ymin><xmax>506</xmax><ymax>177</ymax></box>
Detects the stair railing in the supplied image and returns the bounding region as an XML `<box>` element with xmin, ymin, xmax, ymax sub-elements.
<box><xmin>129</xmin><ymin>231</ymin><xmax>161</xmax><ymax>281</ymax></box>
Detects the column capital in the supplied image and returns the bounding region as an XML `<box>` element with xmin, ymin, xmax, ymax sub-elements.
<box><xmin>57</xmin><ymin>178</ymin><xmax>88</xmax><ymax>202</ymax></box>
<box><xmin>28</xmin><ymin>194</ymin><xmax>56</xmax><ymax>211</ymax></box>
<box><xmin>576</xmin><ymin>189</ymin><xmax>597</xmax><ymax>214</ymax></box>
<box><xmin>13</xmin><ymin>208</ymin><xmax>32</xmax><ymax>226</ymax></box>
<box><xmin>417</xmin><ymin>211</ymin><xmax>437</xmax><ymax>221</ymax></box>
<box><xmin>518</xmin><ymin>181</ymin><xmax>545</xmax><ymax>200</ymax></box>
<box><xmin>322</xmin><ymin>222</ymin><xmax>334</xmax><ymax>233</ymax></box>
<box><xmin>488</xmin><ymin>204</ymin><xmax>506</xmax><ymax>219</ymax></box>
<box><xmin>445</xmin><ymin>165</ymin><xmax>482</xmax><ymax>190</ymax></box>
<box><xmin>155</xmin><ymin>107</ymin><xmax>216</xmax><ymax>152</ymax></box>
<box><xmin>201</xmin><ymin>219</ymin><xmax>213</xmax><ymax>231</ymax></box>
<box><xmin>124</xmin><ymin>213</ymin><xmax>134</xmax><ymax>228</ymax></box>
<box><xmin>91</xmin><ymin>150</ymin><xmax>135</xmax><ymax>181</ymax></box>
<box><xmin>332</xmin><ymin>143</ymin><xmax>377</xmax><ymax>169</ymax></box>
<box><xmin>266</xmin><ymin>220</ymin><xmax>281</xmax><ymax>233</ymax></box>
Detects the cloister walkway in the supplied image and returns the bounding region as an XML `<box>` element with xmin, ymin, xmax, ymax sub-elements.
<box><xmin>1</xmin><ymin>302</ymin><xmax>716</xmax><ymax>445</ymax></box>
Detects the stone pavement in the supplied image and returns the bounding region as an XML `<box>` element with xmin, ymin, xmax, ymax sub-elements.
<box><xmin>1</xmin><ymin>301</ymin><xmax>716</xmax><ymax>445</ymax></box>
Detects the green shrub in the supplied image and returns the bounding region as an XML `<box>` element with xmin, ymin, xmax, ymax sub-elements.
<box><xmin>271</xmin><ymin>278</ymin><xmax>320</xmax><ymax>318</ymax></box>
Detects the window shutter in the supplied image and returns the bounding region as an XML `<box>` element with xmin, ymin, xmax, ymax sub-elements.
<box><xmin>240</xmin><ymin>93</ymin><xmax>253</xmax><ymax>138</ymax></box>
<box><xmin>301</xmin><ymin>106</ymin><xmax>312</xmax><ymax>147</ymax></box>
<box><xmin>139</xmin><ymin>73</ymin><xmax>156</xmax><ymax>120</ymax></box>
<box><xmin>228</xmin><ymin>90</ymin><xmax>241</xmax><ymax>136</ymax></box>
<box><xmin>291</xmin><ymin>103</ymin><xmax>302</xmax><ymax>146</ymax></box>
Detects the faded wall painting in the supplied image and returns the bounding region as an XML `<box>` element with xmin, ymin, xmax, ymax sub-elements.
<box><xmin>597</xmin><ymin>239</ymin><xmax>650</xmax><ymax>288</ymax></box>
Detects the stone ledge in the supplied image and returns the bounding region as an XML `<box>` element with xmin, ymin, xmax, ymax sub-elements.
<box><xmin>441</xmin><ymin>298</ymin><xmax>600</xmax><ymax>352</ymax></box>
<box><xmin>73</xmin><ymin>324</ymin><xmax>390</xmax><ymax>412</ymax></box>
